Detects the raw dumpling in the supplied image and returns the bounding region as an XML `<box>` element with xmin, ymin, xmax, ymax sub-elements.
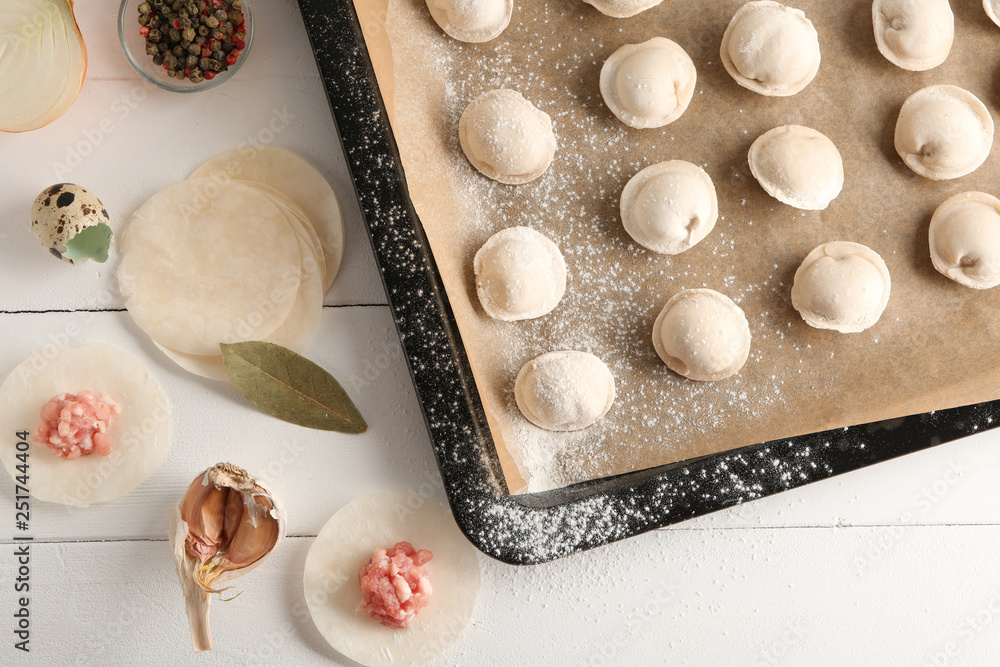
<box><xmin>894</xmin><ymin>85</ymin><xmax>994</xmax><ymax>181</ymax></box>
<box><xmin>426</xmin><ymin>0</ymin><xmax>512</xmax><ymax>43</ymax></box>
<box><xmin>985</xmin><ymin>0</ymin><xmax>1000</xmax><ymax>27</ymax></box>
<box><xmin>873</xmin><ymin>0</ymin><xmax>954</xmax><ymax>71</ymax></box>
<box><xmin>600</xmin><ymin>37</ymin><xmax>696</xmax><ymax>129</ymax></box>
<box><xmin>791</xmin><ymin>241</ymin><xmax>891</xmax><ymax>333</ymax></box>
<box><xmin>474</xmin><ymin>226</ymin><xmax>566</xmax><ymax>321</ymax></box>
<box><xmin>748</xmin><ymin>125</ymin><xmax>844</xmax><ymax>210</ymax></box>
<box><xmin>929</xmin><ymin>191</ymin><xmax>1000</xmax><ymax>289</ymax></box>
<box><xmin>619</xmin><ymin>160</ymin><xmax>717</xmax><ymax>254</ymax></box>
<box><xmin>459</xmin><ymin>89</ymin><xmax>556</xmax><ymax>184</ymax></box>
<box><xmin>652</xmin><ymin>289</ymin><xmax>751</xmax><ymax>381</ymax></box>
<box><xmin>583</xmin><ymin>0</ymin><xmax>664</xmax><ymax>19</ymax></box>
<box><xmin>720</xmin><ymin>1</ymin><xmax>820</xmax><ymax>97</ymax></box>
<box><xmin>514</xmin><ymin>351</ymin><xmax>616</xmax><ymax>431</ymax></box>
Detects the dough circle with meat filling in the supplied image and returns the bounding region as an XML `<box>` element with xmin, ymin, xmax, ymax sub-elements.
<box><xmin>474</xmin><ymin>226</ymin><xmax>566</xmax><ymax>321</ymax></box>
<box><xmin>600</xmin><ymin>37</ymin><xmax>696</xmax><ymax>129</ymax></box>
<box><xmin>929</xmin><ymin>191</ymin><xmax>1000</xmax><ymax>289</ymax></box>
<box><xmin>749</xmin><ymin>125</ymin><xmax>844</xmax><ymax>210</ymax></box>
<box><xmin>894</xmin><ymin>85</ymin><xmax>994</xmax><ymax>181</ymax></box>
<box><xmin>620</xmin><ymin>160</ymin><xmax>717</xmax><ymax>254</ymax></box>
<box><xmin>426</xmin><ymin>0</ymin><xmax>512</xmax><ymax>43</ymax></box>
<box><xmin>514</xmin><ymin>351</ymin><xmax>616</xmax><ymax>431</ymax></box>
<box><xmin>720</xmin><ymin>1</ymin><xmax>821</xmax><ymax>97</ymax></box>
<box><xmin>791</xmin><ymin>241</ymin><xmax>891</xmax><ymax>333</ymax></box>
<box><xmin>459</xmin><ymin>89</ymin><xmax>556</xmax><ymax>184</ymax></box>
<box><xmin>873</xmin><ymin>0</ymin><xmax>954</xmax><ymax>71</ymax></box>
<box><xmin>652</xmin><ymin>289</ymin><xmax>751</xmax><ymax>381</ymax></box>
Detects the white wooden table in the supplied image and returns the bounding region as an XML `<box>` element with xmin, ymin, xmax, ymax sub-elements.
<box><xmin>3</xmin><ymin>2</ymin><xmax>1000</xmax><ymax>664</ymax></box>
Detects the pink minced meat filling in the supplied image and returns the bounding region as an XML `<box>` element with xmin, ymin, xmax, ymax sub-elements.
<box><xmin>358</xmin><ymin>541</ymin><xmax>433</xmax><ymax>629</ymax></box>
<box><xmin>32</xmin><ymin>391</ymin><xmax>121</xmax><ymax>460</ymax></box>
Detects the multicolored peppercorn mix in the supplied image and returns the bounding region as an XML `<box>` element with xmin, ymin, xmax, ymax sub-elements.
<box><xmin>137</xmin><ymin>0</ymin><xmax>246</xmax><ymax>84</ymax></box>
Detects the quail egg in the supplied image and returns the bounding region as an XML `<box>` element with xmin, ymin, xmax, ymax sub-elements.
<box><xmin>31</xmin><ymin>184</ymin><xmax>113</xmax><ymax>265</ymax></box>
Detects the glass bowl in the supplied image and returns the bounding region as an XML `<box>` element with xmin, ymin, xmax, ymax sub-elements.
<box><xmin>118</xmin><ymin>0</ymin><xmax>253</xmax><ymax>93</ymax></box>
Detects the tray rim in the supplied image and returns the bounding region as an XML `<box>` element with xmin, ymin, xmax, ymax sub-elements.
<box><xmin>296</xmin><ymin>0</ymin><xmax>1000</xmax><ymax>565</ymax></box>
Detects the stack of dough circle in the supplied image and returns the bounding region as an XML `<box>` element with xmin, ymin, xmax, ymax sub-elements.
<box><xmin>119</xmin><ymin>147</ymin><xmax>344</xmax><ymax>381</ymax></box>
<box><xmin>600</xmin><ymin>37</ymin><xmax>696</xmax><ymax>129</ymax></box>
<box><xmin>459</xmin><ymin>89</ymin><xmax>556</xmax><ymax>184</ymax></box>
<box><xmin>583</xmin><ymin>0</ymin><xmax>663</xmax><ymax>17</ymax></box>
<box><xmin>426</xmin><ymin>0</ymin><xmax>513</xmax><ymax>43</ymax></box>
<box><xmin>929</xmin><ymin>192</ymin><xmax>1000</xmax><ymax>289</ymax></box>
<box><xmin>303</xmin><ymin>492</ymin><xmax>481</xmax><ymax>667</ymax></box>
<box><xmin>620</xmin><ymin>160</ymin><xmax>718</xmax><ymax>254</ymax></box>
<box><xmin>720</xmin><ymin>1</ymin><xmax>821</xmax><ymax>97</ymax></box>
<box><xmin>514</xmin><ymin>351</ymin><xmax>616</xmax><ymax>431</ymax></box>
<box><xmin>791</xmin><ymin>241</ymin><xmax>891</xmax><ymax>333</ymax></box>
<box><xmin>474</xmin><ymin>226</ymin><xmax>566</xmax><ymax>321</ymax></box>
<box><xmin>0</xmin><ymin>343</ymin><xmax>171</xmax><ymax>506</ymax></box>
<box><xmin>894</xmin><ymin>85</ymin><xmax>994</xmax><ymax>181</ymax></box>
<box><xmin>985</xmin><ymin>0</ymin><xmax>1000</xmax><ymax>27</ymax></box>
<box><xmin>748</xmin><ymin>125</ymin><xmax>844</xmax><ymax>210</ymax></box>
<box><xmin>872</xmin><ymin>0</ymin><xmax>954</xmax><ymax>71</ymax></box>
<box><xmin>652</xmin><ymin>289</ymin><xmax>751</xmax><ymax>381</ymax></box>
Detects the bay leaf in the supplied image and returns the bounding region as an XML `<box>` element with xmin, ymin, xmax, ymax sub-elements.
<box><xmin>220</xmin><ymin>341</ymin><xmax>368</xmax><ymax>433</ymax></box>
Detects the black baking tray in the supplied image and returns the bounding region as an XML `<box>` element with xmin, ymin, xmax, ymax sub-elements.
<box><xmin>296</xmin><ymin>0</ymin><xmax>1000</xmax><ymax>565</ymax></box>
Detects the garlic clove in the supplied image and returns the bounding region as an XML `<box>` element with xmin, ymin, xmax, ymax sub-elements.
<box><xmin>169</xmin><ymin>462</ymin><xmax>285</xmax><ymax>652</ymax></box>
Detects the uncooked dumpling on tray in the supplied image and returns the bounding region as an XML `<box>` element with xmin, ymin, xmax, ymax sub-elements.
<box><xmin>872</xmin><ymin>0</ymin><xmax>954</xmax><ymax>71</ymax></box>
<box><xmin>583</xmin><ymin>0</ymin><xmax>664</xmax><ymax>18</ymax></box>
<box><xmin>474</xmin><ymin>226</ymin><xmax>566</xmax><ymax>321</ymax></box>
<box><xmin>652</xmin><ymin>289</ymin><xmax>751</xmax><ymax>381</ymax></box>
<box><xmin>119</xmin><ymin>147</ymin><xmax>344</xmax><ymax>381</ymax></box>
<box><xmin>0</xmin><ymin>343</ymin><xmax>171</xmax><ymax>506</ymax></box>
<box><xmin>749</xmin><ymin>125</ymin><xmax>844</xmax><ymax>210</ymax></box>
<box><xmin>791</xmin><ymin>241</ymin><xmax>891</xmax><ymax>333</ymax></box>
<box><xmin>514</xmin><ymin>351</ymin><xmax>616</xmax><ymax>431</ymax></box>
<box><xmin>459</xmin><ymin>89</ymin><xmax>556</xmax><ymax>185</ymax></box>
<box><xmin>620</xmin><ymin>160</ymin><xmax>717</xmax><ymax>254</ymax></box>
<box><xmin>720</xmin><ymin>1</ymin><xmax>821</xmax><ymax>97</ymax></box>
<box><xmin>426</xmin><ymin>0</ymin><xmax>512</xmax><ymax>42</ymax></box>
<box><xmin>303</xmin><ymin>492</ymin><xmax>481</xmax><ymax>667</ymax></box>
<box><xmin>600</xmin><ymin>37</ymin><xmax>696</xmax><ymax>129</ymax></box>
<box><xmin>894</xmin><ymin>85</ymin><xmax>994</xmax><ymax>181</ymax></box>
<box><xmin>929</xmin><ymin>192</ymin><xmax>1000</xmax><ymax>289</ymax></box>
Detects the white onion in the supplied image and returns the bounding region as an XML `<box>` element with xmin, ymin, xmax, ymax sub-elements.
<box><xmin>0</xmin><ymin>0</ymin><xmax>87</xmax><ymax>133</ymax></box>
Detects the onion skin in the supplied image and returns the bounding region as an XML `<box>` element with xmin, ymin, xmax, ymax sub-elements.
<box><xmin>0</xmin><ymin>0</ymin><xmax>88</xmax><ymax>133</ymax></box>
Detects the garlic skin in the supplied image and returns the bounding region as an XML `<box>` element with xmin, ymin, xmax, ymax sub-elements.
<box><xmin>169</xmin><ymin>462</ymin><xmax>285</xmax><ymax>653</ymax></box>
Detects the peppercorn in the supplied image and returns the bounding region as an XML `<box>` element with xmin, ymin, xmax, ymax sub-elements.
<box><xmin>189</xmin><ymin>69</ymin><xmax>204</xmax><ymax>84</ymax></box>
<box><xmin>209</xmin><ymin>39</ymin><xmax>221</xmax><ymax>51</ymax></box>
<box><xmin>138</xmin><ymin>14</ymin><xmax>149</xmax><ymax>26</ymax></box>
<box><xmin>197</xmin><ymin>25</ymin><xmax>209</xmax><ymax>36</ymax></box>
<box><xmin>169</xmin><ymin>27</ymin><xmax>181</xmax><ymax>41</ymax></box>
<box><xmin>148</xmin><ymin>28</ymin><xmax>161</xmax><ymax>41</ymax></box>
<box><xmin>152</xmin><ymin>53</ymin><xmax>164</xmax><ymax>66</ymax></box>
<box><xmin>138</xmin><ymin>2</ymin><xmax>151</xmax><ymax>12</ymax></box>
<box><xmin>182</xmin><ymin>28</ymin><xmax>195</xmax><ymax>41</ymax></box>
<box><xmin>205</xmin><ymin>15</ymin><xmax>219</xmax><ymax>28</ymax></box>
<box><xmin>172</xmin><ymin>45</ymin><xmax>184</xmax><ymax>57</ymax></box>
<box><xmin>146</xmin><ymin>43</ymin><xmax>158</xmax><ymax>56</ymax></box>
<box><xmin>212</xmin><ymin>49</ymin><xmax>224</xmax><ymax>61</ymax></box>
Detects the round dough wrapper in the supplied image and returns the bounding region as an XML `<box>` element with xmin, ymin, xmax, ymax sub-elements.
<box><xmin>474</xmin><ymin>226</ymin><xmax>566</xmax><ymax>321</ymax></box>
<box><xmin>985</xmin><ymin>0</ymin><xmax>1000</xmax><ymax>27</ymax></box>
<box><xmin>426</xmin><ymin>0</ymin><xmax>512</xmax><ymax>42</ymax></box>
<box><xmin>303</xmin><ymin>492</ymin><xmax>481</xmax><ymax>667</ymax></box>
<box><xmin>0</xmin><ymin>343</ymin><xmax>171</xmax><ymax>506</ymax></box>
<box><xmin>119</xmin><ymin>179</ymin><xmax>303</xmax><ymax>356</ymax></box>
<box><xmin>190</xmin><ymin>146</ymin><xmax>345</xmax><ymax>292</ymax></box>
<box><xmin>929</xmin><ymin>191</ymin><xmax>1000</xmax><ymax>289</ymax></box>
<box><xmin>748</xmin><ymin>125</ymin><xmax>844</xmax><ymax>210</ymax></box>
<box><xmin>720</xmin><ymin>1</ymin><xmax>820</xmax><ymax>97</ymax></box>
<box><xmin>894</xmin><ymin>85</ymin><xmax>994</xmax><ymax>181</ymax></box>
<box><xmin>791</xmin><ymin>241</ymin><xmax>891</xmax><ymax>333</ymax></box>
<box><xmin>459</xmin><ymin>89</ymin><xmax>556</xmax><ymax>185</ymax></box>
<box><xmin>652</xmin><ymin>289</ymin><xmax>751</xmax><ymax>381</ymax></box>
<box><xmin>514</xmin><ymin>351</ymin><xmax>616</xmax><ymax>431</ymax></box>
<box><xmin>620</xmin><ymin>160</ymin><xmax>718</xmax><ymax>254</ymax></box>
<box><xmin>153</xmin><ymin>343</ymin><xmax>229</xmax><ymax>382</ymax></box>
<box><xmin>873</xmin><ymin>0</ymin><xmax>954</xmax><ymax>71</ymax></box>
<box><xmin>583</xmin><ymin>0</ymin><xmax>664</xmax><ymax>18</ymax></box>
<box><xmin>600</xmin><ymin>38</ymin><xmax>696</xmax><ymax>129</ymax></box>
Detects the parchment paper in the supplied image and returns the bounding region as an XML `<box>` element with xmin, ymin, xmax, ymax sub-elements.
<box><xmin>356</xmin><ymin>0</ymin><xmax>1000</xmax><ymax>494</ymax></box>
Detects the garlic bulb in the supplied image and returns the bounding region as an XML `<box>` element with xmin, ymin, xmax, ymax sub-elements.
<box><xmin>169</xmin><ymin>462</ymin><xmax>285</xmax><ymax>652</ymax></box>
